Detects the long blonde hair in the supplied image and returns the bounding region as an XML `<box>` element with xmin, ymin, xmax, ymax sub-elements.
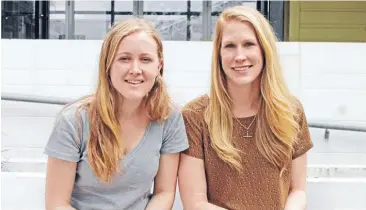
<box><xmin>206</xmin><ymin>6</ymin><xmax>299</xmax><ymax>172</ymax></box>
<box><xmin>78</xmin><ymin>18</ymin><xmax>170</xmax><ymax>183</ymax></box>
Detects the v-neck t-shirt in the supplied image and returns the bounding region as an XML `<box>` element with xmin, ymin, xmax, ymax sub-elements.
<box><xmin>44</xmin><ymin>104</ymin><xmax>189</xmax><ymax>210</ymax></box>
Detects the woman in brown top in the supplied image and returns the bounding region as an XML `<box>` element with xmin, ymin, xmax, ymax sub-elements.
<box><xmin>178</xmin><ymin>6</ymin><xmax>313</xmax><ymax>210</ymax></box>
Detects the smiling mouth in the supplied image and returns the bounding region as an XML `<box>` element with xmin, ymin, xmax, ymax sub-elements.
<box><xmin>231</xmin><ymin>65</ymin><xmax>253</xmax><ymax>71</ymax></box>
<box><xmin>125</xmin><ymin>80</ymin><xmax>144</xmax><ymax>85</ymax></box>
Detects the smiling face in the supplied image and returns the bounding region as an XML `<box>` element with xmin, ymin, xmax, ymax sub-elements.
<box><xmin>220</xmin><ymin>20</ymin><xmax>264</xmax><ymax>88</ymax></box>
<box><xmin>109</xmin><ymin>30</ymin><xmax>162</xmax><ymax>102</ymax></box>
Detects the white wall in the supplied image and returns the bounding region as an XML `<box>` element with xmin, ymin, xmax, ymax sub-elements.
<box><xmin>2</xmin><ymin>40</ymin><xmax>366</xmax><ymax>210</ymax></box>
<box><xmin>1</xmin><ymin>40</ymin><xmax>302</xmax><ymax>104</ymax></box>
<box><xmin>2</xmin><ymin>40</ymin><xmax>366</xmax><ymax>124</ymax></box>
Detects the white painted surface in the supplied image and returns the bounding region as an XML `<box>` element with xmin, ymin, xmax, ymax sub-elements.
<box><xmin>2</xmin><ymin>172</ymin><xmax>366</xmax><ymax>210</ymax></box>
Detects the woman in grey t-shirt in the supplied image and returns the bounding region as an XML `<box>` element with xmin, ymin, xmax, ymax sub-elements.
<box><xmin>44</xmin><ymin>18</ymin><xmax>189</xmax><ymax>210</ymax></box>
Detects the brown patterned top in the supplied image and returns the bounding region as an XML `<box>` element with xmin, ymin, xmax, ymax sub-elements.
<box><xmin>182</xmin><ymin>95</ymin><xmax>313</xmax><ymax>210</ymax></box>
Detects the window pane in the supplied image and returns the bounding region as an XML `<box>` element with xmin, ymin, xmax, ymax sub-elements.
<box><xmin>113</xmin><ymin>15</ymin><xmax>134</xmax><ymax>26</ymax></box>
<box><xmin>143</xmin><ymin>1</ymin><xmax>203</xmax><ymax>41</ymax></box>
<box><xmin>211</xmin><ymin>16</ymin><xmax>218</xmax><ymax>40</ymax></box>
<box><xmin>210</xmin><ymin>1</ymin><xmax>257</xmax><ymax>39</ymax></box>
<box><xmin>212</xmin><ymin>0</ymin><xmax>257</xmax><ymax>12</ymax></box>
<box><xmin>115</xmin><ymin>1</ymin><xmax>133</xmax><ymax>12</ymax></box>
<box><xmin>73</xmin><ymin>1</ymin><xmax>111</xmax><ymax>39</ymax></box>
<box><xmin>50</xmin><ymin>0</ymin><xmax>65</xmax><ymax>11</ymax></box>
<box><xmin>114</xmin><ymin>15</ymin><xmax>134</xmax><ymax>22</ymax></box>
<box><xmin>50</xmin><ymin>0</ymin><xmax>65</xmax><ymax>39</ymax></box>
<box><xmin>190</xmin><ymin>15</ymin><xmax>203</xmax><ymax>41</ymax></box>
<box><xmin>75</xmin><ymin>14</ymin><xmax>109</xmax><ymax>40</ymax></box>
<box><xmin>50</xmin><ymin>14</ymin><xmax>66</xmax><ymax>39</ymax></box>
<box><xmin>75</xmin><ymin>1</ymin><xmax>110</xmax><ymax>11</ymax></box>
<box><xmin>145</xmin><ymin>15</ymin><xmax>187</xmax><ymax>41</ymax></box>
<box><xmin>1</xmin><ymin>1</ymin><xmax>36</xmax><ymax>39</ymax></box>
<box><xmin>144</xmin><ymin>1</ymin><xmax>187</xmax><ymax>12</ymax></box>
<box><xmin>191</xmin><ymin>0</ymin><xmax>203</xmax><ymax>12</ymax></box>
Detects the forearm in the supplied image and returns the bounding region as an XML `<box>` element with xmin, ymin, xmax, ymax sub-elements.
<box><xmin>46</xmin><ymin>199</ymin><xmax>76</xmax><ymax>210</ymax></box>
<box><xmin>145</xmin><ymin>192</ymin><xmax>175</xmax><ymax>210</ymax></box>
<box><xmin>194</xmin><ymin>201</ymin><xmax>227</xmax><ymax>210</ymax></box>
<box><xmin>47</xmin><ymin>205</ymin><xmax>76</xmax><ymax>210</ymax></box>
<box><xmin>180</xmin><ymin>192</ymin><xmax>226</xmax><ymax>210</ymax></box>
<box><xmin>284</xmin><ymin>190</ymin><xmax>307</xmax><ymax>210</ymax></box>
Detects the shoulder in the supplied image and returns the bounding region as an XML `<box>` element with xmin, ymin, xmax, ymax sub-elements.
<box><xmin>161</xmin><ymin>102</ymin><xmax>185</xmax><ymax>130</ymax></box>
<box><xmin>164</xmin><ymin>94</ymin><xmax>209</xmax><ymax>123</ymax></box>
<box><xmin>55</xmin><ymin>101</ymin><xmax>89</xmax><ymax>129</ymax></box>
<box><xmin>289</xmin><ymin>96</ymin><xmax>311</xmax><ymax>140</ymax></box>
<box><xmin>290</xmin><ymin>96</ymin><xmax>307</xmax><ymax>123</ymax></box>
<box><xmin>182</xmin><ymin>94</ymin><xmax>209</xmax><ymax>118</ymax></box>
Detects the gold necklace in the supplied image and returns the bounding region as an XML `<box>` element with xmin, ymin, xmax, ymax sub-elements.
<box><xmin>235</xmin><ymin>115</ymin><xmax>257</xmax><ymax>138</ymax></box>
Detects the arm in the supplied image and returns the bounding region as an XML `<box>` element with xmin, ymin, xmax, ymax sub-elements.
<box><xmin>45</xmin><ymin>157</ymin><xmax>77</xmax><ymax>210</ymax></box>
<box><xmin>145</xmin><ymin>153</ymin><xmax>180</xmax><ymax>210</ymax></box>
<box><xmin>146</xmin><ymin>110</ymin><xmax>189</xmax><ymax>209</ymax></box>
<box><xmin>284</xmin><ymin>153</ymin><xmax>308</xmax><ymax>210</ymax></box>
<box><xmin>178</xmin><ymin>154</ymin><xmax>227</xmax><ymax>210</ymax></box>
<box><xmin>44</xmin><ymin>107</ymin><xmax>83</xmax><ymax>210</ymax></box>
<box><xmin>285</xmin><ymin>101</ymin><xmax>313</xmax><ymax>210</ymax></box>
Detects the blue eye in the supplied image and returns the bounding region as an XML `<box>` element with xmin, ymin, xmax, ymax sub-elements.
<box><xmin>119</xmin><ymin>57</ymin><xmax>130</xmax><ymax>61</ymax></box>
<box><xmin>244</xmin><ymin>42</ymin><xmax>254</xmax><ymax>47</ymax></box>
<box><xmin>225</xmin><ymin>44</ymin><xmax>235</xmax><ymax>48</ymax></box>
<box><xmin>141</xmin><ymin>58</ymin><xmax>152</xmax><ymax>63</ymax></box>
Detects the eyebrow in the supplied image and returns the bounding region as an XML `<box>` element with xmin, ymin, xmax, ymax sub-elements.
<box><xmin>222</xmin><ymin>38</ymin><xmax>257</xmax><ymax>45</ymax></box>
<box><xmin>116</xmin><ymin>52</ymin><xmax>154</xmax><ymax>57</ymax></box>
<box><xmin>116</xmin><ymin>52</ymin><xmax>131</xmax><ymax>56</ymax></box>
<box><xmin>139</xmin><ymin>53</ymin><xmax>154</xmax><ymax>57</ymax></box>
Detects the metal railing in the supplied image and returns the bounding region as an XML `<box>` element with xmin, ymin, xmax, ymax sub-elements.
<box><xmin>1</xmin><ymin>93</ymin><xmax>71</xmax><ymax>105</ymax></box>
<box><xmin>2</xmin><ymin>93</ymin><xmax>366</xmax><ymax>136</ymax></box>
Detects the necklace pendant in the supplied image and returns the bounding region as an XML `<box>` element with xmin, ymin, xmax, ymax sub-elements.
<box><xmin>242</xmin><ymin>130</ymin><xmax>252</xmax><ymax>138</ymax></box>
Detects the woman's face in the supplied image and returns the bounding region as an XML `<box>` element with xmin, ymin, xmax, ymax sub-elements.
<box><xmin>109</xmin><ymin>31</ymin><xmax>162</xmax><ymax>102</ymax></box>
<box><xmin>220</xmin><ymin>20</ymin><xmax>264</xmax><ymax>88</ymax></box>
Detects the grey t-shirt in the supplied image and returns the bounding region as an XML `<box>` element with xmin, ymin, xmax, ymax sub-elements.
<box><xmin>44</xmin><ymin>104</ymin><xmax>189</xmax><ymax>210</ymax></box>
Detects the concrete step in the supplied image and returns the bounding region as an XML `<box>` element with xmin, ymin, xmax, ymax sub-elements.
<box><xmin>2</xmin><ymin>158</ymin><xmax>47</xmax><ymax>173</ymax></box>
<box><xmin>1</xmin><ymin>172</ymin><xmax>183</xmax><ymax>210</ymax></box>
<box><xmin>308</xmin><ymin>164</ymin><xmax>366</xmax><ymax>178</ymax></box>
<box><xmin>1</xmin><ymin>172</ymin><xmax>46</xmax><ymax>210</ymax></box>
<box><xmin>2</xmin><ymin>172</ymin><xmax>366</xmax><ymax>210</ymax></box>
<box><xmin>3</xmin><ymin>158</ymin><xmax>366</xmax><ymax>179</ymax></box>
<box><xmin>308</xmin><ymin>152</ymin><xmax>366</xmax><ymax>165</ymax></box>
<box><xmin>307</xmin><ymin>177</ymin><xmax>366</xmax><ymax>210</ymax></box>
<box><xmin>1</xmin><ymin>147</ymin><xmax>46</xmax><ymax>160</ymax></box>
<box><xmin>3</xmin><ymin>148</ymin><xmax>366</xmax><ymax>178</ymax></box>
<box><xmin>5</xmin><ymin>148</ymin><xmax>366</xmax><ymax>165</ymax></box>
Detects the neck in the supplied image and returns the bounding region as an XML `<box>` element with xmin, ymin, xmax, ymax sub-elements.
<box><xmin>228</xmin><ymin>78</ymin><xmax>261</xmax><ymax>118</ymax></box>
<box><xmin>119</xmin><ymin>98</ymin><xmax>145</xmax><ymax>120</ymax></box>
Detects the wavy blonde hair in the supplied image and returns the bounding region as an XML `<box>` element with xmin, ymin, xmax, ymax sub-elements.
<box><xmin>76</xmin><ymin>18</ymin><xmax>171</xmax><ymax>183</ymax></box>
<box><xmin>205</xmin><ymin>6</ymin><xmax>300</xmax><ymax>173</ymax></box>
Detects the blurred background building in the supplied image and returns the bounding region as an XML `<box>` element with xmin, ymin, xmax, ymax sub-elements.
<box><xmin>3</xmin><ymin>1</ymin><xmax>365</xmax><ymax>42</ymax></box>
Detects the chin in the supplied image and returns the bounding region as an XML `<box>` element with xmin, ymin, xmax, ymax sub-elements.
<box><xmin>233</xmin><ymin>78</ymin><xmax>256</xmax><ymax>86</ymax></box>
<box><xmin>121</xmin><ymin>93</ymin><xmax>147</xmax><ymax>101</ymax></box>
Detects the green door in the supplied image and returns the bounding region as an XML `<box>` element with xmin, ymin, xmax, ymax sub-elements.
<box><xmin>289</xmin><ymin>1</ymin><xmax>366</xmax><ymax>42</ymax></box>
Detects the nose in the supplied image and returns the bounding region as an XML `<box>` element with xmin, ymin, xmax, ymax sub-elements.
<box><xmin>234</xmin><ymin>47</ymin><xmax>247</xmax><ymax>63</ymax></box>
<box><xmin>129</xmin><ymin>60</ymin><xmax>142</xmax><ymax>74</ymax></box>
